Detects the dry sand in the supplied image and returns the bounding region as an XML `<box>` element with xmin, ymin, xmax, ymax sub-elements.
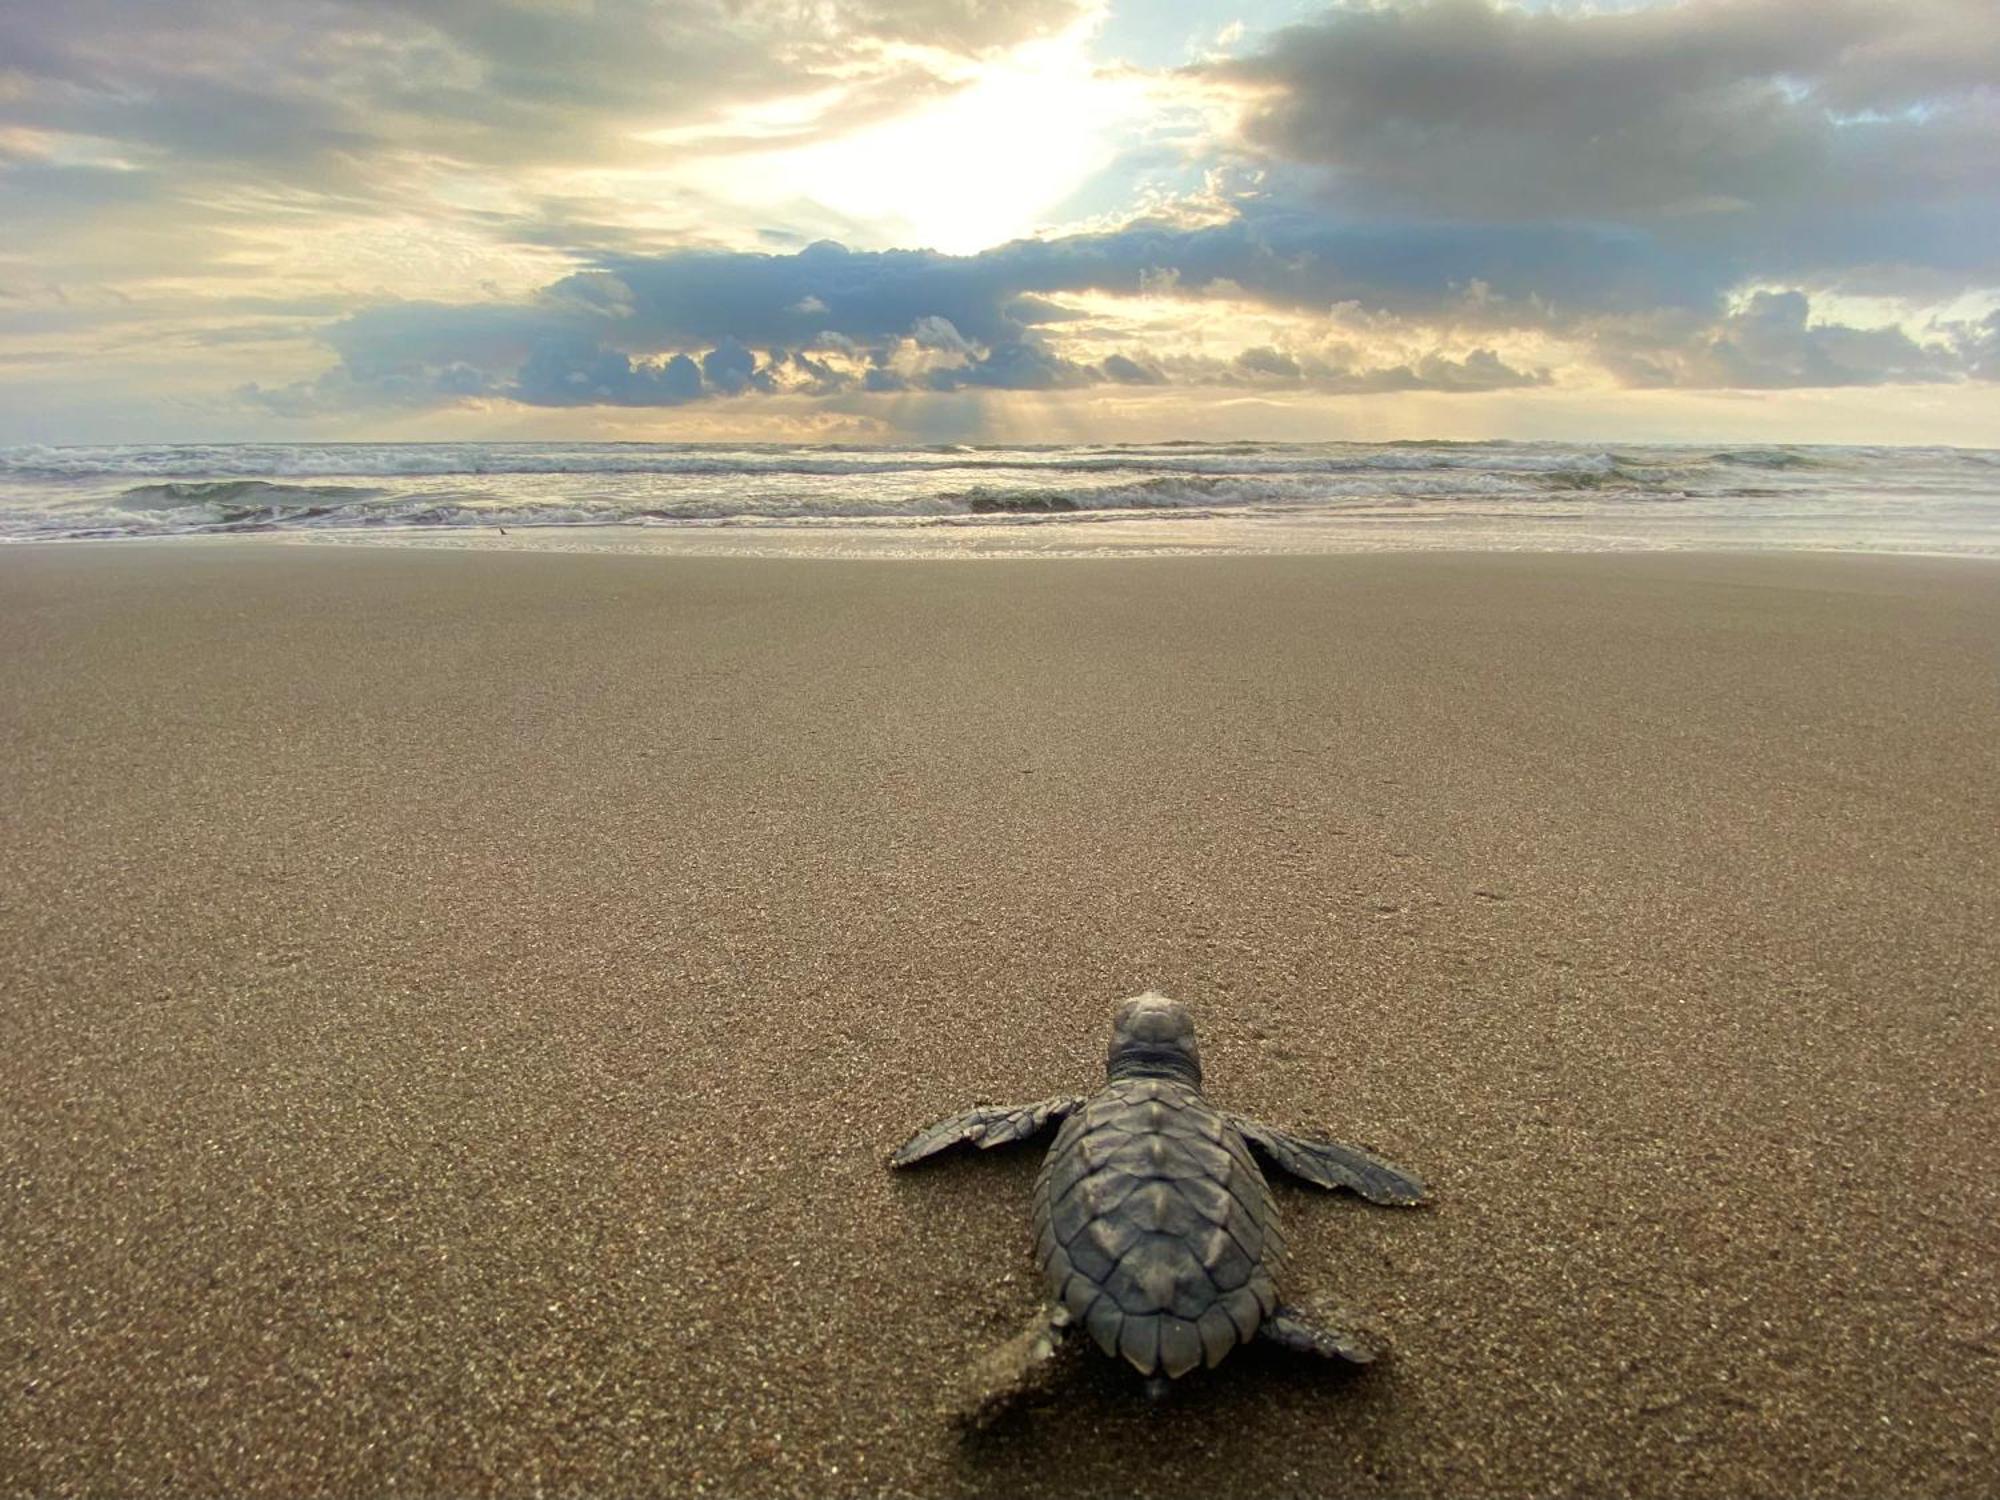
<box><xmin>2</xmin><ymin>544</ymin><xmax>1996</xmax><ymax>1498</ymax></box>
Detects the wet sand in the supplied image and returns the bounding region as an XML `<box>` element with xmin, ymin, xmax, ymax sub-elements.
<box><xmin>2</xmin><ymin>544</ymin><xmax>1996</xmax><ymax>1497</ymax></box>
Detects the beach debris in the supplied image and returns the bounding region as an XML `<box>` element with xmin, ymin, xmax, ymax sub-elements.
<box><xmin>891</xmin><ymin>991</ymin><xmax>1429</xmax><ymax>1421</ymax></box>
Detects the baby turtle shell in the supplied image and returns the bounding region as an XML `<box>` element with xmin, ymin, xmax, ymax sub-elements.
<box><xmin>891</xmin><ymin>991</ymin><xmax>1429</xmax><ymax>1399</ymax></box>
<box><xmin>1033</xmin><ymin>1077</ymin><xmax>1283</xmax><ymax>1377</ymax></box>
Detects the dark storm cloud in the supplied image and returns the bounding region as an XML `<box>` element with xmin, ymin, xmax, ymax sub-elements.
<box><xmin>271</xmin><ymin>215</ymin><xmax>1743</xmax><ymax>410</ymax></box>
<box><xmin>320</xmin><ymin>205</ymin><xmax>1720</xmax><ymax>382</ymax></box>
<box><xmin>271</xmin><ymin>189</ymin><xmax>1987</xmax><ymax>410</ymax></box>
<box><xmin>1204</xmin><ymin>0</ymin><xmax>2000</xmax><ymax>291</ymax></box>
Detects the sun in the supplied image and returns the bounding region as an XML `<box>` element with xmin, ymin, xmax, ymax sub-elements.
<box><xmin>735</xmin><ymin>22</ymin><xmax>1149</xmax><ymax>255</ymax></box>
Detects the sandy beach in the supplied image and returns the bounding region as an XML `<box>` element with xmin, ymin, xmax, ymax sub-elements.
<box><xmin>2</xmin><ymin>543</ymin><xmax>1996</xmax><ymax>1498</ymax></box>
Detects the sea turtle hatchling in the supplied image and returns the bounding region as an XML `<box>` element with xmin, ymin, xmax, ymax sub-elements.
<box><xmin>891</xmin><ymin>991</ymin><xmax>1429</xmax><ymax>1409</ymax></box>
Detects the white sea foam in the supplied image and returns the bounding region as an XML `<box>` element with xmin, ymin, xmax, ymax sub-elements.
<box><xmin>1</xmin><ymin>441</ymin><xmax>1994</xmax><ymax>555</ymax></box>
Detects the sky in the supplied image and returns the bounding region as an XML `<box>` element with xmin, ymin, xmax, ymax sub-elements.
<box><xmin>2</xmin><ymin>0</ymin><xmax>1997</xmax><ymax>445</ymax></box>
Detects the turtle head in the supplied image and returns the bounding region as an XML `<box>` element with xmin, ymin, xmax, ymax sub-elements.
<box><xmin>1106</xmin><ymin>991</ymin><xmax>1202</xmax><ymax>1089</ymax></box>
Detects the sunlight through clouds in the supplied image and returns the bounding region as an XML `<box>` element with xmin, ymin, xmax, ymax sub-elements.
<box><xmin>706</xmin><ymin>15</ymin><xmax>1155</xmax><ymax>253</ymax></box>
<box><xmin>0</xmin><ymin>0</ymin><xmax>1996</xmax><ymax>441</ymax></box>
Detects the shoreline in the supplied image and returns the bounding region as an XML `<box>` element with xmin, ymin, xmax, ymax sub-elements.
<box><xmin>7</xmin><ymin>525</ymin><xmax>2000</xmax><ymax>561</ymax></box>
<box><xmin>4</xmin><ymin>546</ymin><xmax>1996</xmax><ymax>1497</ymax></box>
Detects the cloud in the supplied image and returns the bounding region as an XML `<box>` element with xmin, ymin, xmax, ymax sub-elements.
<box><xmin>1101</xmin><ymin>352</ymin><xmax>1166</xmax><ymax>384</ymax></box>
<box><xmin>701</xmin><ymin>337</ymin><xmax>764</xmax><ymax>396</ymax></box>
<box><xmin>9</xmin><ymin>0</ymin><xmax>1996</xmax><ymax>436</ymax></box>
<box><xmin>515</xmin><ymin>344</ymin><xmax>706</xmax><ymax>407</ymax></box>
<box><xmin>321</xmin><ymin>206</ymin><xmax>1718</xmax><ymax>382</ymax></box>
<box><xmin>1595</xmin><ymin>290</ymin><xmax>1965</xmax><ymax>389</ymax></box>
<box><xmin>0</xmin><ymin>1</ymin><xmax>1091</xmax><ymax>178</ymax></box>
<box><xmin>261</xmin><ymin>210</ymin><xmax>1985</xmax><ymax>410</ymax></box>
<box><xmin>0</xmin><ymin>0</ymin><xmax>1095</xmax><ymax>300</ymax></box>
<box><xmin>926</xmin><ymin>340</ymin><xmax>1093</xmax><ymax>391</ymax></box>
<box><xmin>1181</xmin><ymin>341</ymin><xmax>1549</xmax><ymax>394</ymax></box>
<box><xmin>1202</xmin><ymin>0</ymin><xmax>2000</xmax><ymax>292</ymax></box>
<box><xmin>1234</xmin><ymin>346</ymin><xmax>1301</xmax><ymax>381</ymax></box>
<box><xmin>1958</xmin><ymin>312</ymin><xmax>2000</xmax><ymax>382</ymax></box>
<box><xmin>1407</xmin><ymin>348</ymin><xmax>1549</xmax><ymax>394</ymax></box>
<box><xmin>909</xmin><ymin>315</ymin><xmax>975</xmax><ymax>353</ymax></box>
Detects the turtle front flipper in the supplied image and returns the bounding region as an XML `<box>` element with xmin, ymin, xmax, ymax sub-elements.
<box><xmin>1229</xmin><ymin>1116</ymin><xmax>1431</xmax><ymax>1205</ymax></box>
<box><xmin>889</xmin><ymin>1097</ymin><xmax>1084</xmax><ymax>1167</ymax></box>
<box><xmin>1260</xmin><ymin>1306</ymin><xmax>1381</xmax><ymax>1365</ymax></box>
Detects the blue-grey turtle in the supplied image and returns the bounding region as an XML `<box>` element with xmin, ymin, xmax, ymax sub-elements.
<box><xmin>891</xmin><ymin>992</ymin><xmax>1429</xmax><ymax>1408</ymax></box>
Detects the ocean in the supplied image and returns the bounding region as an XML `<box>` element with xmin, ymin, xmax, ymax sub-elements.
<box><xmin>2</xmin><ymin>440</ymin><xmax>1996</xmax><ymax>556</ymax></box>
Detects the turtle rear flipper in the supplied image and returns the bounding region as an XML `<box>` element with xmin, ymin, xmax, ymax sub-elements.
<box><xmin>1229</xmin><ymin>1116</ymin><xmax>1430</xmax><ymax>1205</ymax></box>
<box><xmin>954</xmin><ymin>1305</ymin><xmax>1078</xmax><ymax>1431</ymax></box>
<box><xmin>1260</xmin><ymin>1307</ymin><xmax>1381</xmax><ymax>1365</ymax></box>
<box><xmin>890</xmin><ymin>1097</ymin><xmax>1084</xmax><ymax>1167</ymax></box>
